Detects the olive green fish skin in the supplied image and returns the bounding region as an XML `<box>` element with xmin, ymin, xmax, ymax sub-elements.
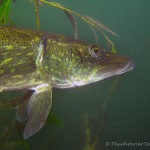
<box><xmin>0</xmin><ymin>26</ymin><xmax>133</xmax><ymax>92</ymax></box>
<box><xmin>0</xmin><ymin>26</ymin><xmax>43</xmax><ymax>91</ymax></box>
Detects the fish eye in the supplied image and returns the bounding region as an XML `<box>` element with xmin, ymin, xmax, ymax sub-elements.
<box><xmin>89</xmin><ymin>45</ymin><xmax>101</xmax><ymax>58</ymax></box>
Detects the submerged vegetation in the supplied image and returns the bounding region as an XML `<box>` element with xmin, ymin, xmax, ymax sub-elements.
<box><xmin>0</xmin><ymin>0</ymin><xmax>11</xmax><ymax>25</ymax></box>
<box><xmin>0</xmin><ymin>0</ymin><xmax>118</xmax><ymax>52</ymax></box>
<box><xmin>0</xmin><ymin>97</ymin><xmax>64</xmax><ymax>149</ymax></box>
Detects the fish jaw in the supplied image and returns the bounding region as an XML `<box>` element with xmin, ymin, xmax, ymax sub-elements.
<box><xmin>91</xmin><ymin>52</ymin><xmax>135</xmax><ymax>82</ymax></box>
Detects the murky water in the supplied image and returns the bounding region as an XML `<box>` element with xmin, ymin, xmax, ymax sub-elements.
<box><xmin>0</xmin><ymin>0</ymin><xmax>150</xmax><ymax>149</ymax></box>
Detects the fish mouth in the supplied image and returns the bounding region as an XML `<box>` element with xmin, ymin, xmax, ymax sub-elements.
<box><xmin>93</xmin><ymin>55</ymin><xmax>135</xmax><ymax>82</ymax></box>
<box><xmin>117</xmin><ymin>59</ymin><xmax>135</xmax><ymax>75</ymax></box>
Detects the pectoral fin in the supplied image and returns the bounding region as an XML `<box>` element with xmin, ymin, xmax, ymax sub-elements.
<box><xmin>17</xmin><ymin>83</ymin><xmax>52</xmax><ymax>139</ymax></box>
<box><xmin>16</xmin><ymin>90</ymin><xmax>34</xmax><ymax>122</ymax></box>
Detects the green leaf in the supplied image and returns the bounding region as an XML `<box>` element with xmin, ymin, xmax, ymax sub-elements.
<box><xmin>47</xmin><ymin>113</ymin><xmax>64</xmax><ymax>128</ymax></box>
<box><xmin>0</xmin><ymin>0</ymin><xmax>12</xmax><ymax>25</ymax></box>
<box><xmin>81</xmin><ymin>15</ymin><xmax>119</xmax><ymax>37</ymax></box>
<box><xmin>64</xmin><ymin>10</ymin><xmax>79</xmax><ymax>39</ymax></box>
<box><xmin>111</xmin><ymin>47</ymin><xmax>117</xmax><ymax>53</ymax></box>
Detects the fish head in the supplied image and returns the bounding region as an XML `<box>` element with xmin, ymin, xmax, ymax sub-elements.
<box><xmin>64</xmin><ymin>43</ymin><xmax>134</xmax><ymax>87</ymax></box>
<box><xmin>42</xmin><ymin>39</ymin><xmax>134</xmax><ymax>88</ymax></box>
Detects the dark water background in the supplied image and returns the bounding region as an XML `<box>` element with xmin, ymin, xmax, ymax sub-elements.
<box><xmin>0</xmin><ymin>0</ymin><xmax>150</xmax><ymax>150</ymax></box>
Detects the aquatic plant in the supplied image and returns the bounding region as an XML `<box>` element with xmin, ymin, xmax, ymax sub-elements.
<box><xmin>0</xmin><ymin>0</ymin><xmax>11</xmax><ymax>25</ymax></box>
<box><xmin>0</xmin><ymin>0</ymin><xmax>117</xmax><ymax>52</ymax></box>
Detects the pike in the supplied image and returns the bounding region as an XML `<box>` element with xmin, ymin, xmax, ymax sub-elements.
<box><xmin>0</xmin><ymin>26</ymin><xmax>134</xmax><ymax>139</ymax></box>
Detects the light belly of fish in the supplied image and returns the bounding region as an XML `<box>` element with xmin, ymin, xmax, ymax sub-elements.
<box><xmin>0</xmin><ymin>26</ymin><xmax>134</xmax><ymax>139</ymax></box>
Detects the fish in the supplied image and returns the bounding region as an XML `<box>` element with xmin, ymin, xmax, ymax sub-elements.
<box><xmin>0</xmin><ymin>26</ymin><xmax>134</xmax><ymax>139</ymax></box>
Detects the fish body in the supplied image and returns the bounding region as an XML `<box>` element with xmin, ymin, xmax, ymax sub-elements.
<box><xmin>0</xmin><ymin>26</ymin><xmax>134</xmax><ymax>139</ymax></box>
<box><xmin>0</xmin><ymin>26</ymin><xmax>89</xmax><ymax>91</ymax></box>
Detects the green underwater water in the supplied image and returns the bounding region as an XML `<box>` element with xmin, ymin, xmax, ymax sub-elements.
<box><xmin>0</xmin><ymin>0</ymin><xmax>150</xmax><ymax>150</ymax></box>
